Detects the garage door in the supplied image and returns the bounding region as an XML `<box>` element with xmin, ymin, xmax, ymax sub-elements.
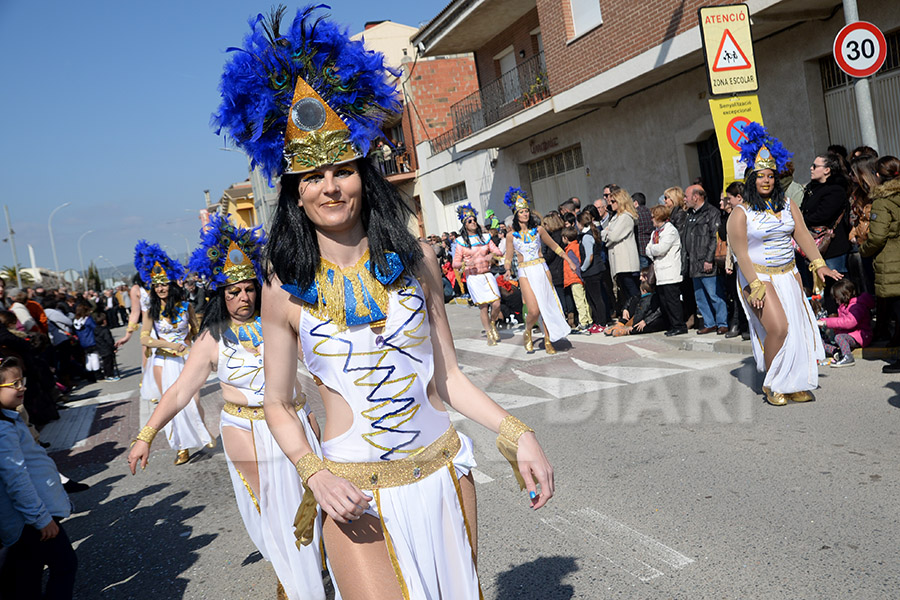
<box><xmin>528</xmin><ymin>145</ymin><xmax>589</xmax><ymax>217</ymax></box>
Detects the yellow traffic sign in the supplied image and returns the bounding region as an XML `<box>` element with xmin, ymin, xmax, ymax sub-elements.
<box><xmin>699</xmin><ymin>4</ymin><xmax>759</xmax><ymax>96</ymax></box>
<box><xmin>708</xmin><ymin>94</ymin><xmax>765</xmax><ymax>190</ymax></box>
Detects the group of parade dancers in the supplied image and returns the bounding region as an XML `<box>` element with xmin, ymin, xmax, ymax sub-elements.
<box><xmin>116</xmin><ymin>5</ymin><xmax>833</xmax><ymax>599</ymax></box>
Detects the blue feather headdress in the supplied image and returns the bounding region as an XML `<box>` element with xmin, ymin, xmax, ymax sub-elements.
<box><xmin>504</xmin><ymin>186</ymin><xmax>529</xmax><ymax>213</ymax></box>
<box><xmin>738</xmin><ymin>122</ymin><xmax>792</xmax><ymax>177</ymax></box>
<box><xmin>212</xmin><ymin>4</ymin><xmax>402</xmax><ymax>180</ymax></box>
<box><xmin>188</xmin><ymin>214</ymin><xmax>266</xmax><ymax>291</ymax></box>
<box><xmin>134</xmin><ymin>241</ymin><xmax>185</xmax><ymax>288</ymax></box>
<box><xmin>456</xmin><ymin>203</ymin><xmax>478</xmax><ymax>224</ymax></box>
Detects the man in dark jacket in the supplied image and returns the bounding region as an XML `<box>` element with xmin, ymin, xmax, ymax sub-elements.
<box><xmin>802</xmin><ymin>152</ymin><xmax>850</xmax><ymax>311</ymax></box>
<box><xmin>632</xmin><ymin>192</ymin><xmax>654</xmax><ymax>269</ymax></box>
<box><xmin>684</xmin><ymin>187</ymin><xmax>728</xmax><ymax>334</ymax></box>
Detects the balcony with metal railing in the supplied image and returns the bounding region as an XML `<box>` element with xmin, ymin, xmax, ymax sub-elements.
<box><xmin>429</xmin><ymin>53</ymin><xmax>549</xmax><ymax>155</ymax></box>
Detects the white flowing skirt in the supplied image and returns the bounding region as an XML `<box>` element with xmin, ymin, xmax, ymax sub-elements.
<box><xmin>466</xmin><ymin>272</ymin><xmax>500</xmax><ymax>306</ymax></box>
<box><xmin>346</xmin><ymin>431</ymin><xmax>480</xmax><ymax>600</ymax></box>
<box><xmin>140</xmin><ymin>353</ymin><xmax>212</xmax><ymax>450</ymax></box>
<box><xmin>222</xmin><ymin>408</ymin><xmax>333</xmax><ymax>600</ymax></box>
<box><xmin>737</xmin><ymin>268</ymin><xmax>824</xmax><ymax>393</ymax></box>
<box><xmin>519</xmin><ymin>262</ymin><xmax>570</xmax><ymax>342</ymax></box>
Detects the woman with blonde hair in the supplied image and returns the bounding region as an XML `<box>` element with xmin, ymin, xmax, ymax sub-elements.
<box><xmin>601</xmin><ymin>188</ymin><xmax>641</xmax><ymax>312</ymax></box>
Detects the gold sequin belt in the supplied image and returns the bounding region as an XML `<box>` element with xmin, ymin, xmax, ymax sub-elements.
<box><xmin>324</xmin><ymin>425</ymin><xmax>460</xmax><ymax>489</ymax></box>
<box><xmin>519</xmin><ymin>257</ymin><xmax>546</xmax><ymax>268</ymax></box>
<box><xmin>222</xmin><ymin>396</ymin><xmax>306</xmax><ymax>420</ymax></box>
<box><xmin>155</xmin><ymin>347</ymin><xmax>188</xmax><ymax>359</ymax></box>
<box><xmin>753</xmin><ymin>260</ymin><xmax>796</xmax><ymax>275</ymax></box>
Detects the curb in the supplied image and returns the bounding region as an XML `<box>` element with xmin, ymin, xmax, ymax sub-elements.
<box><xmin>678</xmin><ymin>335</ymin><xmax>752</xmax><ymax>356</ymax></box>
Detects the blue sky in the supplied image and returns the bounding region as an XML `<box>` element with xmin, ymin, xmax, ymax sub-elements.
<box><xmin>0</xmin><ymin>0</ymin><xmax>447</xmax><ymax>276</ymax></box>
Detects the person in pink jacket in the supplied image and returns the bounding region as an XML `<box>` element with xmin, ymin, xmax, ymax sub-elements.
<box><xmin>817</xmin><ymin>278</ymin><xmax>875</xmax><ymax>367</ymax></box>
<box><xmin>453</xmin><ymin>204</ymin><xmax>504</xmax><ymax>345</ymax></box>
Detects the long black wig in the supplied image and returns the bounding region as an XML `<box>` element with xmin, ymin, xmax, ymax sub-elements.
<box><xmin>265</xmin><ymin>157</ymin><xmax>423</xmax><ymax>291</ymax></box>
<box><xmin>457</xmin><ymin>221</ymin><xmax>486</xmax><ymax>247</ymax></box>
<box><xmin>512</xmin><ymin>210</ymin><xmax>540</xmax><ymax>233</ymax></box>
<box><xmin>198</xmin><ymin>281</ymin><xmax>261</xmax><ymax>344</ymax></box>
<box><xmin>743</xmin><ymin>170</ymin><xmax>786</xmax><ymax>213</ymax></box>
<box><xmin>148</xmin><ymin>282</ymin><xmax>186</xmax><ymax>323</ymax></box>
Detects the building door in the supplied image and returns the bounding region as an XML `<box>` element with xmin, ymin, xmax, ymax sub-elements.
<box><xmin>696</xmin><ymin>132</ymin><xmax>723</xmax><ymax>201</ymax></box>
<box><xmin>528</xmin><ymin>145</ymin><xmax>589</xmax><ymax>217</ymax></box>
<box><xmin>498</xmin><ymin>49</ymin><xmax>520</xmax><ymax>105</ymax></box>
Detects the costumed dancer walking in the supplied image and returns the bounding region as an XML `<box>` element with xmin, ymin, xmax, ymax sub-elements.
<box><xmin>214</xmin><ymin>6</ymin><xmax>554</xmax><ymax>598</ymax></box>
<box><xmin>727</xmin><ymin>124</ymin><xmax>842</xmax><ymax>405</ymax></box>
<box><xmin>503</xmin><ymin>187</ymin><xmax>575</xmax><ymax>353</ymax></box>
<box><xmin>128</xmin><ymin>216</ymin><xmax>332</xmax><ymax>600</ymax></box>
<box><xmin>452</xmin><ymin>203</ymin><xmax>504</xmax><ymax>345</ymax></box>
<box><xmin>134</xmin><ymin>241</ymin><xmax>213</xmax><ymax>462</ymax></box>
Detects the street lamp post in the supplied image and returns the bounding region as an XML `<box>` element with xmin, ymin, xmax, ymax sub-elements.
<box><xmin>77</xmin><ymin>229</ymin><xmax>94</xmax><ymax>292</ymax></box>
<box><xmin>48</xmin><ymin>202</ymin><xmax>71</xmax><ymax>287</ymax></box>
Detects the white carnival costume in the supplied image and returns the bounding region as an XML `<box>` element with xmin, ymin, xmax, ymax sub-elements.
<box><xmin>734</xmin><ymin>123</ymin><xmax>826</xmax><ymax>399</ymax></box>
<box><xmin>510</xmin><ymin>227</ymin><xmax>570</xmax><ymax>342</ymax></box>
<box><xmin>284</xmin><ymin>252</ymin><xmax>481</xmax><ymax>598</ymax></box>
<box><xmin>134</xmin><ymin>241</ymin><xmax>212</xmax><ymax>451</ymax></box>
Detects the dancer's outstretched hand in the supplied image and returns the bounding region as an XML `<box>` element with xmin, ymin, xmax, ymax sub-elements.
<box><xmin>820</xmin><ymin>266</ymin><xmax>843</xmax><ymax>281</ymax></box>
<box><xmin>517</xmin><ymin>431</ymin><xmax>554</xmax><ymax>509</ymax></box>
<box><xmin>128</xmin><ymin>441</ymin><xmax>150</xmax><ymax>474</ymax></box>
<box><xmin>307</xmin><ymin>470</ymin><xmax>373</xmax><ymax>524</ymax></box>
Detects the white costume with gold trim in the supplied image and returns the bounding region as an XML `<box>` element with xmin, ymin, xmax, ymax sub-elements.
<box><xmin>735</xmin><ymin>201</ymin><xmax>824</xmax><ymax>393</ymax></box>
<box><xmin>511</xmin><ymin>228</ymin><xmax>569</xmax><ymax>341</ymax></box>
<box><xmin>140</xmin><ymin>301</ymin><xmax>212</xmax><ymax>449</ymax></box>
<box><xmin>216</xmin><ymin>323</ymin><xmax>332</xmax><ymax>600</ymax></box>
<box><xmin>299</xmin><ymin>274</ymin><xmax>481</xmax><ymax>599</ymax></box>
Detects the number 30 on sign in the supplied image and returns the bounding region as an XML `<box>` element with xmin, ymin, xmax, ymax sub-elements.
<box><xmin>833</xmin><ymin>21</ymin><xmax>887</xmax><ymax>78</ymax></box>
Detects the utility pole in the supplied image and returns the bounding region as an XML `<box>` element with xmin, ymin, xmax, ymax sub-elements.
<box><xmin>3</xmin><ymin>205</ymin><xmax>23</xmax><ymax>288</ymax></box>
<box><xmin>843</xmin><ymin>0</ymin><xmax>880</xmax><ymax>151</ymax></box>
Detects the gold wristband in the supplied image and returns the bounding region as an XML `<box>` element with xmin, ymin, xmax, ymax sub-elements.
<box><xmin>554</xmin><ymin>246</ymin><xmax>565</xmax><ymax>257</ymax></box>
<box><xmin>295</xmin><ymin>453</ymin><xmax>327</xmax><ymax>485</ymax></box>
<box><xmin>496</xmin><ymin>415</ymin><xmax>536</xmax><ymax>491</ymax></box>
<box><xmin>127</xmin><ymin>323</ymin><xmax>140</xmax><ymax>333</ymax></box>
<box><xmin>498</xmin><ymin>414</ymin><xmax>534</xmax><ymax>445</ymax></box>
<box><xmin>140</xmin><ymin>330</ymin><xmax>150</xmax><ymax>338</ymax></box>
<box><xmin>809</xmin><ymin>258</ymin><xmax>827</xmax><ymax>272</ymax></box>
<box><xmin>131</xmin><ymin>425</ymin><xmax>158</xmax><ymax>447</ymax></box>
<box><xmin>809</xmin><ymin>258</ymin><xmax>827</xmax><ymax>295</ymax></box>
<box><xmin>748</xmin><ymin>279</ymin><xmax>766</xmax><ymax>302</ymax></box>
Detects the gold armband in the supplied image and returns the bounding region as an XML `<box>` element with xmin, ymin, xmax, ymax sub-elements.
<box><xmin>127</xmin><ymin>323</ymin><xmax>140</xmax><ymax>333</ymax></box>
<box><xmin>496</xmin><ymin>415</ymin><xmax>535</xmax><ymax>491</ymax></box>
<box><xmin>554</xmin><ymin>246</ymin><xmax>565</xmax><ymax>257</ymax></box>
<box><xmin>748</xmin><ymin>279</ymin><xmax>766</xmax><ymax>303</ymax></box>
<box><xmin>809</xmin><ymin>258</ymin><xmax>827</xmax><ymax>295</ymax></box>
<box><xmin>295</xmin><ymin>452</ymin><xmax>327</xmax><ymax>485</ymax></box>
<box><xmin>140</xmin><ymin>330</ymin><xmax>150</xmax><ymax>338</ymax></box>
<box><xmin>131</xmin><ymin>425</ymin><xmax>158</xmax><ymax>447</ymax></box>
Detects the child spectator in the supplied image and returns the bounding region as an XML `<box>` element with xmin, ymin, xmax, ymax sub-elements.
<box><xmin>72</xmin><ymin>304</ymin><xmax>100</xmax><ymax>383</ymax></box>
<box><xmin>496</xmin><ymin>274</ymin><xmax>523</xmax><ymax>326</ymax></box>
<box><xmin>93</xmin><ymin>312</ymin><xmax>119</xmax><ymax>382</ymax></box>
<box><xmin>817</xmin><ymin>279</ymin><xmax>875</xmax><ymax>367</ymax></box>
<box><xmin>562</xmin><ymin>226</ymin><xmax>592</xmax><ymax>332</ymax></box>
<box><xmin>0</xmin><ymin>356</ymin><xmax>78</xmax><ymax>598</ymax></box>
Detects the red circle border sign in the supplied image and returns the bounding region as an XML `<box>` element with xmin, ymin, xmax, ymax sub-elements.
<box><xmin>833</xmin><ymin>21</ymin><xmax>887</xmax><ymax>78</ymax></box>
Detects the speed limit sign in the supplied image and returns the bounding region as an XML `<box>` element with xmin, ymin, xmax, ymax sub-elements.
<box><xmin>833</xmin><ymin>21</ymin><xmax>887</xmax><ymax>78</ymax></box>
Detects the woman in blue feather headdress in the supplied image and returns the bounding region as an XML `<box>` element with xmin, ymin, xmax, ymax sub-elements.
<box><xmin>128</xmin><ymin>216</ymin><xmax>328</xmax><ymax>599</ymax></box>
<box><xmin>727</xmin><ymin>123</ymin><xmax>842</xmax><ymax>406</ymax></box>
<box><xmin>133</xmin><ymin>241</ymin><xmax>214</xmax><ymax>462</ymax></box>
<box><xmin>214</xmin><ymin>5</ymin><xmax>554</xmax><ymax>599</ymax></box>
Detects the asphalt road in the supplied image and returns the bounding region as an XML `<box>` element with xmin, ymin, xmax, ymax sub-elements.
<box><xmin>44</xmin><ymin>305</ymin><xmax>900</xmax><ymax>599</ymax></box>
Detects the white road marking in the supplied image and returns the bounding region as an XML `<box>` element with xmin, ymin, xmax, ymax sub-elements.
<box><xmin>514</xmin><ymin>369</ymin><xmax>624</xmax><ymax>399</ymax></box>
<box><xmin>571</xmin><ymin>357</ymin><xmax>689</xmax><ymax>383</ymax></box>
<box><xmin>470</xmin><ymin>468</ymin><xmax>494</xmax><ymax>484</ymax></box>
<box><xmin>625</xmin><ymin>343</ymin><xmax>660</xmax><ymax>358</ymax></box>
<box><xmin>652</xmin><ymin>354</ymin><xmax>740</xmax><ymax>370</ymax></box>
<box><xmin>459</xmin><ymin>363</ymin><xmax>485</xmax><ymax>374</ymax></box>
<box><xmin>66</xmin><ymin>390</ymin><xmax>135</xmax><ymax>408</ymax></box>
<box><xmin>453</xmin><ymin>337</ymin><xmax>547</xmax><ymax>361</ymax></box>
<box><xmin>541</xmin><ymin>508</ymin><xmax>693</xmax><ymax>582</ymax></box>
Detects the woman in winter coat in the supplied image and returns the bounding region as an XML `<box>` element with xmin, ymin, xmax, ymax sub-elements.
<box><xmin>646</xmin><ymin>204</ymin><xmax>684</xmax><ymax>335</ymax></box>
<box><xmin>860</xmin><ymin>155</ymin><xmax>900</xmax><ymax>373</ymax></box>
<box><xmin>601</xmin><ymin>188</ymin><xmax>641</xmax><ymax>313</ymax></box>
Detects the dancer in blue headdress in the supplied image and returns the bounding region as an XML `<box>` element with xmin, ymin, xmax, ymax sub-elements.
<box><xmin>128</xmin><ymin>216</ymin><xmax>332</xmax><ymax>600</ymax></box>
<box><xmin>214</xmin><ymin>5</ymin><xmax>554</xmax><ymax>598</ymax></box>
<box><xmin>134</xmin><ymin>241</ymin><xmax>213</xmax><ymax>462</ymax></box>
<box><xmin>728</xmin><ymin>123</ymin><xmax>842</xmax><ymax>405</ymax></box>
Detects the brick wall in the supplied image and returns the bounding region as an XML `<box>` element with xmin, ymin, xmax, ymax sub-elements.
<box><xmin>407</xmin><ymin>55</ymin><xmax>479</xmax><ymax>142</ymax></box>
<box><xmin>537</xmin><ymin>0</ymin><xmax>736</xmax><ymax>94</ymax></box>
<box><xmin>473</xmin><ymin>8</ymin><xmax>542</xmax><ymax>86</ymax></box>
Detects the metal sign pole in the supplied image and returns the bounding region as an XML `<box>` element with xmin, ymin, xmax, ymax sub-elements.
<box><xmin>843</xmin><ymin>0</ymin><xmax>880</xmax><ymax>151</ymax></box>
